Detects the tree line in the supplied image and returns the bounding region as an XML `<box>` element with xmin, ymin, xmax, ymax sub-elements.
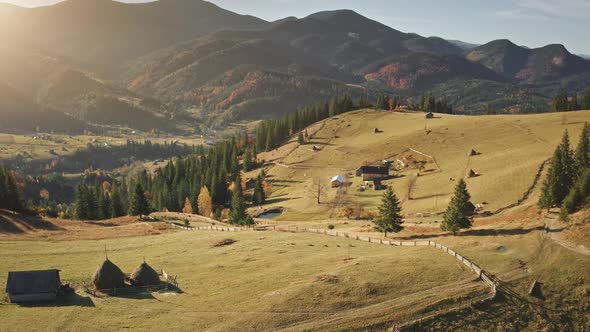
<box><xmin>550</xmin><ymin>88</ymin><xmax>590</xmax><ymax>112</ymax></box>
<box><xmin>0</xmin><ymin>165</ymin><xmax>25</xmax><ymax>212</ymax></box>
<box><xmin>539</xmin><ymin>123</ymin><xmax>590</xmax><ymax>220</ymax></box>
<box><xmin>71</xmin><ymin>135</ymin><xmax>263</xmax><ymax>225</ymax></box>
<box><xmin>255</xmin><ymin>95</ymin><xmax>356</xmax><ymax>152</ymax></box>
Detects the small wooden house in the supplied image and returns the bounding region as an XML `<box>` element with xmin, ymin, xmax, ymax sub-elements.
<box><xmin>356</xmin><ymin>166</ymin><xmax>390</xmax><ymax>181</ymax></box>
<box><xmin>331</xmin><ymin>175</ymin><xmax>344</xmax><ymax>188</ymax></box>
<box><xmin>5</xmin><ymin>269</ymin><xmax>61</xmax><ymax>303</ymax></box>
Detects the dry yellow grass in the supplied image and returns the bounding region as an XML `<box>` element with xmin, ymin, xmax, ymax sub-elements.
<box><xmin>0</xmin><ymin>229</ymin><xmax>485</xmax><ymax>331</ymax></box>
<box><xmin>259</xmin><ymin>110</ymin><xmax>590</xmax><ymax>221</ymax></box>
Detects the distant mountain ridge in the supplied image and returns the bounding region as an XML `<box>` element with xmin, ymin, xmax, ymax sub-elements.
<box><xmin>0</xmin><ymin>0</ymin><xmax>589</xmax><ymax>132</ymax></box>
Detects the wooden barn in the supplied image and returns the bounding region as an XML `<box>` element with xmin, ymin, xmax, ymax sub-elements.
<box><xmin>5</xmin><ymin>269</ymin><xmax>62</xmax><ymax>303</ymax></box>
<box><xmin>356</xmin><ymin>166</ymin><xmax>390</xmax><ymax>181</ymax></box>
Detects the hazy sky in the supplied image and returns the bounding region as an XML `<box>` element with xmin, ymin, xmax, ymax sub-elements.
<box><xmin>3</xmin><ymin>0</ymin><xmax>590</xmax><ymax>54</ymax></box>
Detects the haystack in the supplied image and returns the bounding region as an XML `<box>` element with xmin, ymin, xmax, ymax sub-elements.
<box><xmin>469</xmin><ymin>149</ymin><xmax>479</xmax><ymax>156</ymax></box>
<box><xmin>130</xmin><ymin>262</ymin><xmax>161</xmax><ymax>287</ymax></box>
<box><xmin>92</xmin><ymin>259</ymin><xmax>125</xmax><ymax>290</ymax></box>
<box><xmin>467</xmin><ymin>169</ymin><xmax>477</xmax><ymax>178</ymax></box>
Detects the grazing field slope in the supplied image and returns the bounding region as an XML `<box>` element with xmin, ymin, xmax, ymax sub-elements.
<box><xmin>0</xmin><ymin>229</ymin><xmax>485</xmax><ymax>331</ymax></box>
<box><xmin>259</xmin><ymin>109</ymin><xmax>590</xmax><ymax>221</ymax></box>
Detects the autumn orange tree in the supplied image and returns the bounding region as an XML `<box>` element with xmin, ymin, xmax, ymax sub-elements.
<box><xmin>182</xmin><ymin>197</ymin><xmax>193</xmax><ymax>214</ymax></box>
<box><xmin>197</xmin><ymin>186</ymin><xmax>213</xmax><ymax>218</ymax></box>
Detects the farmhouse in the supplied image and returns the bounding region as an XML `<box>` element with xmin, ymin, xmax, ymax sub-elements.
<box><xmin>356</xmin><ymin>166</ymin><xmax>389</xmax><ymax>181</ymax></box>
<box><xmin>331</xmin><ymin>175</ymin><xmax>344</xmax><ymax>188</ymax></box>
<box><xmin>5</xmin><ymin>269</ymin><xmax>61</xmax><ymax>303</ymax></box>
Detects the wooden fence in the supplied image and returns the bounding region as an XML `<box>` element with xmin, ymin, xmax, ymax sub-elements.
<box><xmin>166</xmin><ymin>222</ymin><xmax>499</xmax><ymax>329</ymax></box>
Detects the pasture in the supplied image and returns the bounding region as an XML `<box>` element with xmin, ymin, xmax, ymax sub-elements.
<box><xmin>0</xmin><ymin>226</ymin><xmax>486</xmax><ymax>331</ymax></box>
<box><xmin>259</xmin><ymin>110</ymin><xmax>590</xmax><ymax>221</ymax></box>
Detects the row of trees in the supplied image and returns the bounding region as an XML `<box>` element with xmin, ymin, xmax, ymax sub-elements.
<box><xmin>372</xmin><ymin>178</ymin><xmax>474</xmax><ymax>237</ymax></box>
<box><xmin>0</xmin><ymin>165</ymin><xmax>25</xmax><ymax>212</ymax></box>
<box><xmin>71</xmin><ymin>134</ymin><xmax>261</xmax><ymax>225</ymax></box>
<box><xmin>539</xmin><ymin>123</ymin><xmax>590</xmax><ymax>220</ymax></box>
<box><xmin>255</xmin><ymin>95</ymin><xmax>357</xmax><ymax>152</ymax></box>
<box><xmin>550</xmin><ymin>88</ymin><xmax>590</xmax><ymax>112</ymax></box>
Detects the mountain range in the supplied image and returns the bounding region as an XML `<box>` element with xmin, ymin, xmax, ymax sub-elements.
<box><xmin>1</xmin><ymin>0</ymin><xmax>589</xmax><ymax>133</ymax></box>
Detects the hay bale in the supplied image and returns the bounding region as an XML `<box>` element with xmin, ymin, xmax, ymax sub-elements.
<box><xmin>92</xmin><ymin>259</ymin><xmax>125</xmax><ymax>290</ymax></box>
<box><xmin>130</xmin><ymin>262</ymin><xmax>161</xmax><ymax>287</ymax></box>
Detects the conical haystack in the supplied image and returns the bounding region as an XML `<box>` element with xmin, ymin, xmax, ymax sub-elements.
<box><xmin>467</xmin><ymin>169</ymin><xmax>477</xmax><ymax>178</ymax></box>
<box><xmin>92</xmin><ymin>259</ymin><xmax>125</xmax><ymax>290</ymax></box>
<box><xmin>130</xmin><ymin>262</ymin><xmax>161</xmax><ymax>287</ymax></box>
<box><xmin>469</xmin><ymin>149</ymin><xmax>478</xmax><ymax>156</ymax></box>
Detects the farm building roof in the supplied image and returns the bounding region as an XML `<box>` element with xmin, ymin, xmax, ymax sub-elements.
<box><xmin>356</xmin><ymin>166</ymin><xmax>389</xmax><ymax>175</ymax></box>
<box><xmin>331</xmin><ymin>175</ymin><xmax>344</xmax><ymax>183</ymax></box>
<box><xmin>5</xmin><ymin>269</ymin><xmax>61</xmax><ymax>295</ymax></box>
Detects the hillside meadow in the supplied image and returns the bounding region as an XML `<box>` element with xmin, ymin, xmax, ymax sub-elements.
<box><xmin>0</xmin><ymin>229</ymin><xmax>486</xmax><ymax>331</ymax></box>
<box><xmin>258</xmin><ymin>109</ymin><xmax>590</xmax><ymax>221</ymax></box>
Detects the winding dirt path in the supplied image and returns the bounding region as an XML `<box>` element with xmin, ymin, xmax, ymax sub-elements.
<box><xmin>543</xmin><ymin>215</ymin><xmax>590</xmax><ymax>256</ymax></box>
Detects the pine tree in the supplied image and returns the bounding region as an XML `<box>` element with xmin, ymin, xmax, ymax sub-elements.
<box><xmin>441</xmin><ymin>179</ymin><xmax>474</xmax><ymax>234</ymax></box>
<box><xmin>575</xmin><ymin>122</ymin><xmax>590</xmax><ymax>173</ymax></box>
<box><xmin>373</xmin><ymin>187</ymin><xmax>404</xmax><ymax>236</ymax></box>
<box><xmin>74</xmin><ymin>182</ymin><xmax>89</xmax><ymax>220</ymax></box>
<box><xmin>129</xmin><ymin>183</ymin><xmax>150</xmax><ymax>216</ymax></box>
<box><xmin>111</xmin><ymin>183</ymin><xmax>125</xmax><ymax>218</ymax></box>
<box><xmin>570</xmin><ymin>92</ymin><xmax>579</xmax><ymax>111</ymax></box>
<box><xmin>197</xmin><ymin>186</ymin><xmax>213</xmax><ymax>218</ymax></box>
<box><xmin>582</xmin><ymin>87</ymin><xmax>590</xmax><ymax>110</ymax></box>
<box><xmin>539</xmin><ymin>130</ymin><xmax>576</xmax><ymax>209</ymax></box>
<box><xmin>253</xmin><ymin>174</ymin><xmax>266</xmax><ymax>206</ymax></box>
<box><xmin>229</xmin><ymin>173</ymin><xmax>254</xmax><ymax>225</ymax></box>
<box><xmin>0</xmin><ymin>165</ymin><xmax>24</xmax><ymax>212</ymax></box>
<box><xmin>329</xmin><ymin>96</ymin><xmax>340</xmax><ymax>117</ymax></box>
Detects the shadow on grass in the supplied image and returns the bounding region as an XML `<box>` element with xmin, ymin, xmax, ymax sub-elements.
<box><xmin>19</xmin><ymin>293</ymin><xmax>95</xmax><ymax>307</ymax></box>
<box><xmin>0</xmin><ymin>212</ymin><xmax>64</xmax><ymax>234</ymax></box>
<box><xmin>396</xmin><ymin>226</ymin><xmax>549</xmax><ymax>240</ymax></box>
<box><xmin>264</xmin><ymin>197</ymin><xmax>300</xmax><ymax>205</ymax></box>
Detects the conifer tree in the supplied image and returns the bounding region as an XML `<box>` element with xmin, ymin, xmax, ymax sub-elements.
<box><xmin>0</xmin><ymin>165</ymin><xmax>24</xmax><ymax>212</ymax></box>
<box><xmin>253</xmin><ymin>174</ymin><xmax>266</xmax><ymax>206</ymax></box>
<box><xmin>129</xmin><ymin>183</ymin><xmax>150</xmax><ymax>216</ymax></box>
<box><xmin>329</xmin><ymin>96</ymin><xmax>340</xmax><ymax>117</ymax></box>
<box><xmin>111</xmin><ymin>183</ymin><xmax>125</xmax><ymax>218</ymax></box>
<box><xmin>373</xmin><ymin>187</ymin><xmax>404</xmax><ymax>236</ymax></box>
<box><xmin>229</xmin><ymin>173</ymin><xmax>254</xmax><ymax>225</ymax></box>
<box><xmin>575</xmin><ymin>122</ymin><xmax>590</xmax><ymax>173</ymax></box>
<box><xmin>441</xmin><ymin>179</ymin><xmax>474</xmax><ymax>235</ymax></box>
<box><xmin>74</xmin><ymin>182</ymin><xmax>89</xmax><ymax>220</ymax></box>
<box><xmin>582</xmin><ymin>87</ymin><xmax>590</xmax><ymax>110</ymax></box>
<box><xmin>539</xmin><ymin>130</ymin><xmax>576</xmax><ymax>209</ymax></box>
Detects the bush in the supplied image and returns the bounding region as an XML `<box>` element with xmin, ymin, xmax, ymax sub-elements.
<box><xmin>183</xmin><ymin>219</ymin><xmax>190</xmax><ymax>226</ymax></box>
<box><xmin>328</xmin><ymin>224</ymin><xmax>335</xmax><ymax>230</ymax></box>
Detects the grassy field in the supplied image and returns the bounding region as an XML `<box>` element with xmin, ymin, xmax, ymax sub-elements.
<box><xmin>0</xmin><ymin>227</ymin><xmax>486</xmax><ymax>331</ymax></box>
<box><xmin>0</xmin><ymin>133</ymin><xmax>204</xmax><ymax>161</ymax></box>
<box><xmin>258</xmin><ymin>110</ymin><xmax>590</xmax><ymax>221</ymax></box>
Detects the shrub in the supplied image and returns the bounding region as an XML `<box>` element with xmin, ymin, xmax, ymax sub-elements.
<box><xmin>328</xmin><ymin>224</ymin><xmax>335</xmax><ymax>230</ymax></box>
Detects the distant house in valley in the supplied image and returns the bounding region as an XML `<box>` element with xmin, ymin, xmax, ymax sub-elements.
<box><xmin>331</xmin><ymin>175</ymin><xmax>344</xmax><ymax>188</ymax></box>
<box><xmin>5</xmin><ymin>269</ymin><xmax>62</xmax><ymax>303</ymax></box>
<box><xmin>356</xmin><ymin>166</ymin><xmax>390</xmax><ymax>181</ymax></box>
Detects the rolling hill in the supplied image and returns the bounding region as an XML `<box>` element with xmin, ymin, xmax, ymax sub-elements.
<box><xmin>258</xmin><ymin>109</ymin><xmax>590</xmax><ymax>221</ymax></box>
